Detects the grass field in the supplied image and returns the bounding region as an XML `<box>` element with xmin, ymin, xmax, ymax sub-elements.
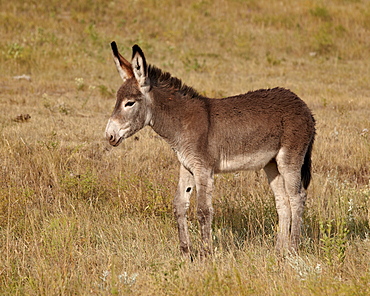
<box><xmin>1</xmin><ymin>0</ymin><xmax>370</xmax><ymax>294</ymax></box>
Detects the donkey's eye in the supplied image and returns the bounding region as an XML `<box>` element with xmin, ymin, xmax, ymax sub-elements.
<box><xmin>124</xmin><ymin>101</ymin><xmax>135</xmax><ymax>107</ymax></box>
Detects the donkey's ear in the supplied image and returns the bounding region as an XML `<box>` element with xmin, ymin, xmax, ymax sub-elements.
<box><xmin>131</xmin><ymin>44</ymin><xmax>150</xmax><ymax>93</ymax></box>
<box><xmin>111</xmin><ymin>41</ymin><xmax>133</xmax><ymax>82</ymax></box>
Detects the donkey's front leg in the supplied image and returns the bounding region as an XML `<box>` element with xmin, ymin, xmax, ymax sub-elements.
<box><xmin>194</xmin><ymin>169</ymin><xmax>214</xmax><ymax>256</ymax></box>
<box><xmin>174</xmin><ymin>165</ymin><xmax>195</xmax><ymax>256</ymax></box>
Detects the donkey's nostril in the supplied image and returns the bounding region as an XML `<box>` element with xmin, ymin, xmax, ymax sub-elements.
<box><xmin>106</xmin><ymin>133</ymin><xmax>115</xmax><ymax>143</ymax></box>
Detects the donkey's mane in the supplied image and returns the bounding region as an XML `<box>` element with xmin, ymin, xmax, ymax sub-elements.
<box><xmin>148</xmin><ymin>65</ymin><xmax>202</xmax><ymax>99</ymax></box>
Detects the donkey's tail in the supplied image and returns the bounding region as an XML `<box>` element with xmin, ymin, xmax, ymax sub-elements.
<box><xmin>301</xmin><ymin>135</ymin><xmax>315</xmax><ymax>190</ymax></box>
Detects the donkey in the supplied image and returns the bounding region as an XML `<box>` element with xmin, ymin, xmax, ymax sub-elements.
<box><xmin>105</xmin><ymin>42</ymin><xmax>315</xmax><ymax>256</ymax></box>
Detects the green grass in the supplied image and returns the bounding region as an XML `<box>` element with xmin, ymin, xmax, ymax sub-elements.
<box><xmin>1</xmin><ymin>0</ymin><xmax>370</xmax><ymax>294</ymax></box>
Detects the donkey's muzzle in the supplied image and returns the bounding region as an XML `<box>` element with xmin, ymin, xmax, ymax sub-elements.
<box><xmin>106</xmin><ymin>130</ymin><xmax>124</xmax><ymax>147</ymax></box>
<box><xmin>105</xmin><ymin>119</ymin><xmax>124</xmax><ymax>147</ymax></box>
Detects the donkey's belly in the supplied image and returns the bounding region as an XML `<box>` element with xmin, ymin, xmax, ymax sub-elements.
<box><xmin>215</xmin><ymin>150</ymin><xmax>277</xmax><ymax>173</ymax></box>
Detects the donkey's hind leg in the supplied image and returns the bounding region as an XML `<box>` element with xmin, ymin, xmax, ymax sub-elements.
<box><xmin>264</xmin><ymin>161</ymin><xmax>291</xmax><ymax>253</ymax></box>
<box><xmin>282</xmin><ymin>170</ymin><xmax>305</xmax><ymax>253</ymax></box>
<box><xmin>174</xmin><ymin>165</ymin><xmax>195</xmax><ymax>257</ymax></box>
<box><xmin>276</xmin><ymin>154</ymin><xmax>306</xmax><ymax>253</ymax></box>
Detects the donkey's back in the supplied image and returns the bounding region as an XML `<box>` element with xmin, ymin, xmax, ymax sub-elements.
<box><xmin>192</xmin><ymin>87</ymin><xmax>315</xmax><ymax>177</ymax></box>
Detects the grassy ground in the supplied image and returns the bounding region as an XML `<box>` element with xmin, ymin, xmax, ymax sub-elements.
<box><xmin>1</xmin><ymin>0</ymin><xmax>370</xmax><ymax>294</ymax></box>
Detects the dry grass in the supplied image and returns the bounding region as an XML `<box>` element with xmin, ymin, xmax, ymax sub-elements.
<box><xmin>1</xmin><ymin>0</ymin><xmax>370</xmax><ymax>295</ymax></box>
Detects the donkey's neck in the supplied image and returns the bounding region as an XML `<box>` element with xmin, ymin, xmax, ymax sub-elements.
<box><xmin>149</xmin><ymin>91</ymin><xmax>184</xmax><ymax>147</ymax></box>
<box><xmin>146</xmin><ymin>65</ymin><xmax>208</xmax><ymax>148</ymax></box>
<box><xmin>148</xmin><ymin>87</ymin><xmax>207</xmax><ymax>149</ymax></box>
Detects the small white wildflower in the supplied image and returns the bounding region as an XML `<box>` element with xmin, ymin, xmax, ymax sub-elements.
<box><xmin>286</xmin><ymin>254</ymin><xmax>322</xmax><ymax>281</ymax></box>
<box><xmin>331</xmin><ymin>127</ymin><xmax>339</xmax><ymax>139</ymax></box>
<box><xmin>100</xmin><ymin>270</ymin><xmax>110</xmax><ymax>282</ymax></box>
<box><xmin>347</xmin><ymin>198</ymin><xmax>354</xmax><ymax>222</ymax></box>
<box><xmin>75</xmin><ymin>77</ymin><xmax>85</xmax><ymax>90</ymax></box>
<box><xmin>75</xmin><ymin>77</ymin><xmax>84</xmax><ymax>85</ymax></box>
<box><xmin>119</xmin><ymin>272</ymin><xmax>139</xmax><ymax>286</ymax></box>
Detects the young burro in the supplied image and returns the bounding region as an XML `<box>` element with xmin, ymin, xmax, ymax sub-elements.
<box><xmin>105</xmin><ymin>42</ymin><xmax>316</xmax><ymax>257</ymax></box>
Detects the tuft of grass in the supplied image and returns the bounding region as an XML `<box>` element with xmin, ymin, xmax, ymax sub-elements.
<box><xmin>310</xmin><ymin>6</ymin><xmax>332</xmax><ymax>22</ymax></box>
<box><xmin>97</xmin><ymin>84</ymin><xmax>114</xmax><ymax>98</ymax></box>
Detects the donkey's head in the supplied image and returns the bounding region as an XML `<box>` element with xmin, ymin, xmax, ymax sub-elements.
<box><xmin>105</xmin><ymin>42</ymin><xmax>152</xmax><ymax>146</ymax></box>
